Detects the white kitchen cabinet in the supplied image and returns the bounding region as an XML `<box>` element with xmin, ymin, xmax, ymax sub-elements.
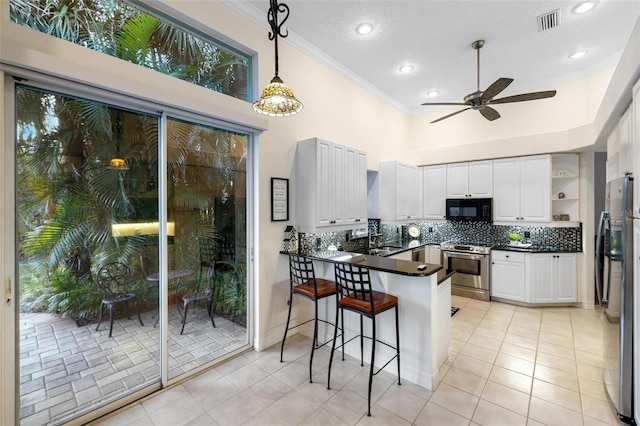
<box><xmin>491</xmin><ymin>251</ymin><xmax>526</xmax><ymax>302</ymax></box>
<box><xmin>446</xmin><ymin>160</ymin><xmax>493</xmax><ymax>198</ymax></box>
<box><xmin>296</xmin><ymin>138</ymin><xmax>367</xmax><ymax>232</ymax></box>
<box><xmin>620</xmin><ymin>106</ymin><xmax>633</xmax><ymax>177</ymax></box>
<box><xmin>422</xmin><ymin>165</ymin><xmax>447</xmax><ymax>220</ymax></box>
<box><xmin>345</xmin><ymin>147</ymin><xmax>367</xmax><ymax>225</ymax></box>
<box><xmin>427</xmin><ymin>244</ymin><xmax>442</xmax><ymax>265</ymax></box>
<box><xmin>529</xmin><ymin>253</ymin><xmax>577</xmax><ymax>304</ymax></box>
<box><xmin>379</xmin><ymin>161</ymin><xmax>422</xmax><ymax>221</ymax></box>
<box><xmin>493</xmin><ymin>155</ymin><xmax>550</xmax><ymax>223</ymax></box>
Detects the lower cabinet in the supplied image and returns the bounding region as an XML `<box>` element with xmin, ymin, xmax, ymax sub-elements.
<box><xmin>491</xmin><ymin>251</ymin><xmax>577</xmax><ymax>304</ymax></box>
<box><xmin>491</xmin><ymin>251</ymin><xmax>526</xmax><ymax>302</ymax></box>
<box><xmin>529</xmin><ymin>253</ymin><xmax>577</xmax><ymax>303</ymax></box>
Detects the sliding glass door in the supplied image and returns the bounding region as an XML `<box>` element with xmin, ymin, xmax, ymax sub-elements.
<box><xmin>11</xmin><ymin>83</ymin><xmax>251</xmax><ymax>425</ymax></box>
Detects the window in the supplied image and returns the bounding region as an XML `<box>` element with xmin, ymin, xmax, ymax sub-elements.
<box><xmin>9</xmin><ymin>0</ymin><xmax>250</xmax><ymax>101</ymax></box>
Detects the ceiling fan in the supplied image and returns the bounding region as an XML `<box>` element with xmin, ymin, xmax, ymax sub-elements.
<box><xmin>422</xmin><ymin>40</ymin><xmax>557</xmax><ymax>123</ymax></box>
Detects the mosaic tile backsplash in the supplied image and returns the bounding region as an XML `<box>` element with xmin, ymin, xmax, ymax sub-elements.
<box><xmin>297</xmin><ymin>219</ymin><xmax>582</xmax><ymax>253</ymax></box>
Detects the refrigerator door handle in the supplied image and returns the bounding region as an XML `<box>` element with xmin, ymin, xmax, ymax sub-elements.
<box><xmin>604</xmin><ymin>213</ymin><xmax>613</xmax><ymax>309</ymax></box>
<box><xmin>595</xmin><ymin>211</ymin><xmax>606</xmax><ymax>307</ymax></box>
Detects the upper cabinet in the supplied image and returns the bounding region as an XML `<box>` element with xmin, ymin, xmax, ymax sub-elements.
<box><xmin>380</xmin><ymin>161</ymin><xmax>422</xmax><ymax>221</ymax></box>
<box><xmin>551</xmin><ymin>154</ymin><xmax>580</xmax><ymax>223</ymax></box>
<box><xmin>493</xmin><ymin>155</ymin><xmax>551</xmax><ymax>223</ymax></box>
<box><xmin>446</xmin><ymin>160</ymin><xmax>493</xmax><ymax>198</ymax></box>
<box><xmin>422</xmin><ymin>164</ymin><xmax>447</xmax><ymax>220</ymax></box>
<box><xmin>633</xmin><ymin>80</ymin><xmax>640</xmax><ymax>217</ymax></box>
<box><xmin>296</xmin><ymin>138</ymin><xmax>367</xmax><ymax>232</ymax></box>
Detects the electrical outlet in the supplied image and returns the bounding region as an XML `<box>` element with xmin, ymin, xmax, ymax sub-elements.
<box><xmin>524</xmin><ymin>231</ymin><xmax>531</xmax><ymax>238</ymax></box>
<box><xmin>428</xmin><ymin>227</ymin><xmax>433</xmax><ymax>232</ymax></box>
<box><xmin>316</xmin><ymin>237</ymin><xmax>321</xmax><ymax>249</ymax></box>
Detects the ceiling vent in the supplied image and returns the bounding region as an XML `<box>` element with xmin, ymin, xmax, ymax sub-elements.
<box><xmin>537</xmin><ymin>9</ymin><xmax>561</xmax><ymax>32</ymax></box>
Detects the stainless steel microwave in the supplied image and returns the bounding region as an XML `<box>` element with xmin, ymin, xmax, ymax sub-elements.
<box><xmin>445</xmin><ymin>198</ymin><xmax>492</xmax><ymax>222</ymax></box>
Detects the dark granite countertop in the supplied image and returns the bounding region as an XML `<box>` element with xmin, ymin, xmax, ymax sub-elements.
<box><xmin>280</xmin><ymin>250</ymin><xmax>445</xmax><ymax>279</ymax></box>
<box><xmin>492</xmin><ymin>245</ymin><xmax>582</xmax><ymax>253</ymax></box>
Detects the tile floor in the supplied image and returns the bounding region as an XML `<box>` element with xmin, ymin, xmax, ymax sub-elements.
<box><xmin>93</xmin><ymin>296</ymin><xmax>626</xmax><ymax>426</ymax></box>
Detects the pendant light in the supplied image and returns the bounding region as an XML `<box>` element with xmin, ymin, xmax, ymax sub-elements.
<box><xmin>252</xmin><ymin>0</ymin><xmax>303</xmax><ymax>117</ymax></box>
<box><xmin>109</xmin><ymin>111</ymin><xmax>129</xmax><ymax>170</ymax></box>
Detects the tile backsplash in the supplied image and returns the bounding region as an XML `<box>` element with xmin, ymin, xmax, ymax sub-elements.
<box><xmin>297</xmin><ymin>219</ymin><xmax>582</xmax><ymax>253</ymax></box>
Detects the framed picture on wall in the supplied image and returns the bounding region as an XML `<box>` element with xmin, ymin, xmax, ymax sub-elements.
<box><xmin>271</xmin><ymin>178</ymin><xmax>289</xmax><ymax>221</ymax></box>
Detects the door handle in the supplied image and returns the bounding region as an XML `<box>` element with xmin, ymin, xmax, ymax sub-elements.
<box><xmin>6</xmin><ymin>278</ymin><xmax>12</xmax><ymax>306</ymax></box>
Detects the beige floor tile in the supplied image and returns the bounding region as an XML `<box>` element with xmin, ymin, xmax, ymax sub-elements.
<box><xmin>189</xmin><ymin>376</ymin><xmax>241</xmax><ymax>411</ymax></box>
<box><xmin>503</xmin><ymin>332</ymin><xmax>539</xmax><ymax>350</ymax></box>
<box><xmin>494</xmin><ymin>353</ymin><xmax>535</xmax><ymax>377</ymax></box>
<box><xmin>451</xmin><ymin>338</ymin><xmax>468</xmax><ymax>353</ymax></box>
<box><xmin>414</xmin><ymin>401</ymin><xmax>471</xmax><ymax>426</ymax></box>
<box><xmin>224</xmin><ymin>362</ymin><xmax>270</xmax><ymax>390</ymax></box>
<box><xmin>488</xmin><ymin>365</ymin><xmax>533</xmax><ymax>394</ymax></box>
<box><xmin>574</xmin><ymin>340</ymin><xmax>604</xmax><ymax>357</ymax></box>
<box><xmin>300</xmin><ymin>407</ymin><xmax>350</xmax><ymax>426</ymax></box>
<box><xmin>267</xmin><ymin>390</ymin><xmax>321</xmax><ymax>425</ymax></box>
<box><xmin>472</xmin><ymin>399</ymin><xmax>527</xmax><ymax>426</ymax></box>
<box><xmin>582</xmin><ymin>415</ymin><xmax>615</xmax><ymax>426</ymax></box>
<box><xmin>146</xmin><ymin>392</ymin><xmax>206</xmax><ymax>426</ymax></box>
<box><xmin>508</xmin><ymin>324</ymin><xmax>541</xmax><ymax>339</ymax></box>
<box><xmin>578</xmin><ymin>376</ymin><xmax>609</xmax><ymax>402</ymax></box>
<box><xmin>537</xmin><ymin>341</ymin><xmax>576</xmax><ymax>360</ymax></box>
<box><xmin>539</xmin><ymin>331</ymin><xmax>575</xmax><ymax>349</ymax></box>
<box><xmin>577</xmin><ymin>362</ymin><xmax>605</xmax><ymax>381</ymax></box>
<box><xmin>451</xmin><ymin>296</ymin><xmax>472</xmax><ymax>308</ymax></box>
<box><xmin>245</xmin><ymin>375</ymin><xmax>294</xmax><ymax>408</ymax></box>
<box><xmin>243</xmin><ymin>410</ymin><xmax>284</xmax><ymax>425</ymax></box>
<box><xmin>430</xmin><ymin>383</ymin><xmax>479</xmax><ymax>419</ymax></box>
<box><xmin>528</xmin><ymin>396</ymin><xmax>583</xmax><ymax>426</ymax></box>
<box><xmin>453</xmin><ymin>354</ymin><xmax>493</xmax><ymax>379</ymax></box>
<box><xmin>452</xmin><ymin>328</ymin><xmax>474</xmax><ymax>342</ymax></box>
<box><xmin>472</xmin><ymin>325</ymin><xmax>507</xmax><ymax>341</ymax></box>
<box><xmin>540</xmin><ymin>323</ymin><xmax>574</xmax><ymax>338</ymax></box>
<box><xmin>466</xmin><ymin>300</ymin><xmax>492</xmax><ymax>311</ymax></box>
<box><xmin>184</xmin><ymin>412</ymin><xmax>221</xmax><ymax>426</ymax></box>
<box><xmin>460</xmin><ymin>342</ymin><xmax>499</xmax><ymax>364</ymax></box>
<box><xmin>321</xmin><ymin>388</ymin><xmax>368</xmax><ymax>425</ymax></box>
<box><xmin>534</xmin><ymin>364</ymin><xmax>580</xmax><ymax>392</ymax></box>
<box><xmin>207</xmin><ymin>392</ymin><xmax>263</xmax><ymax>425</ymax></box>
<box><xmin>467</xmin><ymin>334</ymin><xmax>503</xmax><ymax>352</ymax></box>
<box><xmin>376</xmin><ymin>383</ymin><xmax>428</xmax><ymax>423</ymax></box>
<box><xmin>442</xmin><ymin>367</ymin><xmax>487</xmax><ymax>397</ymax></box>
<box><xmin>532</xmin><ymin>378</ymin><xmax>582</xmax><ymax>413</ymax></box>
<box><xmin>575</xmin><ymin>350</ymin><xmax>604</xmax><ymax>368</ymax></box>
<box><xmin>499</xmin><ymin>342</ymin><xmax>537</xmax><ymax>363</ymax></box>
<box><xmin>535</xmin><ymin>351</ymin><xmax>578</xmax><ymax>375</ymax></box>
<box><xmin>480</xmin><ymin>381</ymin><xmax>530</xmax><ymax>416</ymax></box>
<box><xmin>581</xmin><ymin>394</ymin><xmax>620</xmax><ymax>425</ymax></box>
<box><xmin>356</xmin><ymin>405</ymin><xmax>410</xmax><ymax>425</ymax></box>
<box><xmin>510</xmin><ymin>317</ymin><xmax>541</xmax><ymax>331</ymax></box>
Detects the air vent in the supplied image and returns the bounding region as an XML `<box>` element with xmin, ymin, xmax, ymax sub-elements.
<box><xmin>537</xmin><ymin>9</ymin><xmax>561</xmax><ymax>32</ymax></box>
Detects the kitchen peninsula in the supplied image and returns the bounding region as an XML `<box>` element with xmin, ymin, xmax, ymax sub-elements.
<box><xmin>283</xmin><ymin>250</ymin><xmax>452</xmax><ymax>390</ymax></box>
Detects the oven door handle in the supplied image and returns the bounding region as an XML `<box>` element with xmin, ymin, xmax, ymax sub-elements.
<box><xmin>444</xmin><ymin>252</ymin><xmax>486</xmax><ymax>261</ymax></box>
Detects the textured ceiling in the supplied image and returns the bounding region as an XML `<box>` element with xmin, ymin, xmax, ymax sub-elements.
<box><xmin>227</xmin><ymin>0</ymin><xmax>640</xmax><ymax>115</ymax></box>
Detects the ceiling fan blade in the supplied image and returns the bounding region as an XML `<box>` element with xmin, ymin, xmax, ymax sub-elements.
<box><xmin>421</xmin><ymin>102</ymin><xmax>468</xmax><ymax>106</ymax></box>
<box><xmin>430</xmin><ymin>107</ymin><xmax>471</xmax><ymax>123</ymax></box>
<box><xmin>479</xmin><ymin>106</ymin><xmax>500</xmax><ymax>121</ymax></box>
<box><xmin>481</xmin><ymin>78</ymin><xmax>514</xmax><ymax>101</ymax></box>
<box><xmin>490</xmin><ymin>90</ymin><xmax>557</xmax><ymax>104</ymax></box>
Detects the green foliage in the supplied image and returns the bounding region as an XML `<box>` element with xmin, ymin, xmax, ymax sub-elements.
<box><xmin>216</xmin><ymin>260</ymin><xmax>247</xmax><ymax>322</ymax></box>
<box><xmin>21</xmin><ymin>267</ymin><xmax>103</xmax><ymax>319</ymax></box>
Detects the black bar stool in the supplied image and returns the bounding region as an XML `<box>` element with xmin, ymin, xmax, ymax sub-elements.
<box><xmin>281</xmin><ymin>255</ymin><xmax>343</xmax><ymax>382</ymax></box>
<box><xmin>328</xmin><ymin>262</ymin><xmax>400</xmax><ymax>417</ymax></box>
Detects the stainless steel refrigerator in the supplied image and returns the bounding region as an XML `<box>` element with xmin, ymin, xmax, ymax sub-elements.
<box><xmin>596</xmin><ymin>175</ymin><xmax>634</xmax><ymax>424</ymax></box>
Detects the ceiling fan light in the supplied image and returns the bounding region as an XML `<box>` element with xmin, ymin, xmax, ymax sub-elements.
<box><xmin>569</xmin><ymin>50</ymin><xmax>588</xmax><ymax>59</ymax></box>
<box><xmin>252</xmin><ymin>76</ymin><xmax>303</xmax><ymax>116</ymax></box>
<box><xmin>399</xmin><ymin>64</ymin><xmax>414</xmax><ymax>73</ymax></box>
<box><xmin>572</xmin><ymin>1</ymin><xmax>597</xmax><ymax>14</ymax></box>
<box><xmin>427</xmin><ymin>90</ymin><xmax>440</xmax><ymax>98</ymax></box>
<box><xmin>356</xmin><ymin>23</ymin><xmax>374</xmax><ymax>35</ymax></box>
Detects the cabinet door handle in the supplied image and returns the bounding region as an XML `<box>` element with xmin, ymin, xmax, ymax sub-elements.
<box><xmin>506</xmin><ymin>255</ymin><xmax>509</xmax><ymax>258</ymax></box>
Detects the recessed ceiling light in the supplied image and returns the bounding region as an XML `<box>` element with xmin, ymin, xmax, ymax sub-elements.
<box><xmin>399</xmin><ymin>64</ymin><xmax>414</xmax><ymax>73</ymax></box>
<box><xmin>569</xmin><ymin>50</ymin><xmax>588</xmax><ymax>59</ymax></box>
<box><xmin>355</xmin><ymin>23</ymin><xmax>374</xmax><ymax>35</ymax></box>
<box><xmin>426</xmin><ymin>91</ymin><xmax>440</xmax><ymax>97</ymax></box>
<box><xmin>572</xmin><ymin>1</ymin><xmax>597</xmax><ymax>14</ymax></box>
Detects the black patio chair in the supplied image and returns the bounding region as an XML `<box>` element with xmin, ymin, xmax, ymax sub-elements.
<box><xmin>95</xmin><ymin>262</ymin><xmax>144</xmax><ymax>338</ymax></box>
<box><xmin>179</xmin><ymin>262</ymin><xmax>217</xmax><ymax>335</ymax></box>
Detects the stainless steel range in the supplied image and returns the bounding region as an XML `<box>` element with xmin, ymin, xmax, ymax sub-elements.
<box><xmin>441</xmin><ymin>242</ymin><xmax>492</xmax><ymax>301</ymax></box>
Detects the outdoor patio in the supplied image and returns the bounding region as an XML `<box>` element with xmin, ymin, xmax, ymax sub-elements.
<box><xmin>19</xmin><ymin>303</ymin><xmax>247</xmax><ymax>426</ymax></box>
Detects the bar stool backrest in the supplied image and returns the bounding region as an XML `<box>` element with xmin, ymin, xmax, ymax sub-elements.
<box><xmin>334</xmin><ymin>263</ymin><xmax>374</xmax><ymax>310</ymax></box>
<box><xmin>289</xmin><ymin>255</ymin><xmax>317</xmax><ymax>288</ymax></box>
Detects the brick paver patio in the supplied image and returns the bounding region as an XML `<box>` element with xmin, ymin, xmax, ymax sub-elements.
<box><xmin>19</xmin><ymin>304</ymin><xmax>247</xmax><ymax>425</ymax></box>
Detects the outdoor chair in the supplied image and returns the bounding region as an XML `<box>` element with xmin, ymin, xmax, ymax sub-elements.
<box><xmin>95</xmin><ymin>261</ymin><xmax>144</xmax><ymax>338</ymax></box>
<box><xmin>179</xmin><ymin>262</ymin><xmax>217</xmax><ymax>335</ymax></box>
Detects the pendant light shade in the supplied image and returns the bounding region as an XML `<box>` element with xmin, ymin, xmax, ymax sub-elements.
<box><xmin>252</xmin><ymin>0</ymin><xmax>303</xmax><ymax>116</ymax></box>
<box><xmin>253</xmin><ymin>76</ymin><xmax>302</xmax><ymax>116</ymax></box>
<box><xmin>109</xmin><ymin>158</ymin><xmax>128</xmax><ymax>170</ymax></box>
